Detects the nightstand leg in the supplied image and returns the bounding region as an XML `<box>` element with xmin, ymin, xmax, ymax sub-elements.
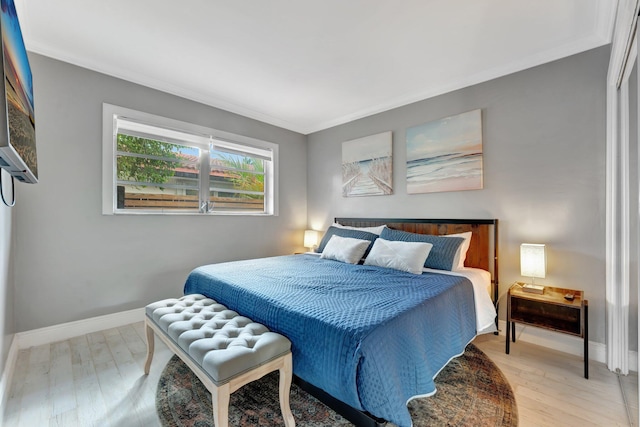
<box><xmin>505</xmin><ymin>320</ymin><xmax>510</xmax><ymax>354</ymax></box>
<box><xmin>584</xmin><ymin>303</ymin><xmax>589</xmax><ymax>379</ymax></box>
<box><xmin>511</xmin><ymin>321</ymin><xmax>516</xmax><ymax>342</ymax></box>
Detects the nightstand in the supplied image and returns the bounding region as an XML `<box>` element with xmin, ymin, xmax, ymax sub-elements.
<box><xmin>506</xmin><ymin>282</ymin><xmax>589</xmax><ymax>379</ymax></box>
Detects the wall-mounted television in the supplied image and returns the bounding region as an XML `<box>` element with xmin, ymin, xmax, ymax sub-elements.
<box><xmin>0</xmin><ymin>0</ymin><xmax>36</xmax><ymax>183</ymax></box>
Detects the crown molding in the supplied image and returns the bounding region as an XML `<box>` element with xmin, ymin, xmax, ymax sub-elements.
<box><xmin>23</xmin><ymin>0</ymin><xmax>614</xmax><ymax>136</ymax></box>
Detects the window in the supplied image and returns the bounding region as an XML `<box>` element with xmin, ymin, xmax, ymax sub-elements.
<box><xmin>102</xmin><ymin>104</ymin><xmax>277</xmax><ymax>215</ymax></box>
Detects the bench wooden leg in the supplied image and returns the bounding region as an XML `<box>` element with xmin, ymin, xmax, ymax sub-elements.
<box><xmin>279</xmin><ymin>353</ymin><xmax>295</xmax><ymax>427</ymax></box>
<box><xmin>212</xmin><ymin>383</ymin><xmax>231</xmax><ymax>427</ymax></box>
<box><xmin>144</xmin><ymin>321</ymin><xmax>155</xmax><ymax>375</ymax></box>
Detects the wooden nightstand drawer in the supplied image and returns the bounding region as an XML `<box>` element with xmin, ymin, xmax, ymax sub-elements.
<box><xmin>510</xmin><ymin>297</ymin><xmax>581</xmax><ymax>335</ymax></box>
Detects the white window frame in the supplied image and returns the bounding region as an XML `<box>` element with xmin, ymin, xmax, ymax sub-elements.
<box><xmin>102</xmin><ymin>103</ymin><xmax>278</xmax><ymax>216</ymax></box>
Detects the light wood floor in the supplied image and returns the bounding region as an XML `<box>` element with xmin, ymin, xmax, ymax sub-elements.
<box><xmin>474</xmin><ymin>334</ymin><xmax>637</xmax><ymax>427</ymax></box>
<box><xmin>3</xmin><ymin>322</ymin><xmax>637</xmax><ymax>427</ymax></box>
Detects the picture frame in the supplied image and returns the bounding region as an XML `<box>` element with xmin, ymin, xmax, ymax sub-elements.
<box><xmin>406</xmin><ymin>109</ymin><xmax>483</xmax><ymax>194</ymax></box>
<box><xmin>342</xmin><ymin>131</ymin><xmax>393</xmax><ymax>197</ymax></box>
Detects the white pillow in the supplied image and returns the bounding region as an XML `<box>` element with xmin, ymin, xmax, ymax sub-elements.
<box><xmin>320</xmin><ymin>235</ymin><xmax>371</xmax><ymax>264</ymax></box>
<box><xmin>333</xmin><ymin>223</ymin><xmax>387</xmax><ymax>236</ymax></box>
<box><xmin>445</xmin><ymin>231</ymin><xmax>472</xmax><ymax>270</ymax></box>
<box><xmin>364</xmin><ymin>238</ymin><xmax>433</xmax><ymax>275</ymax></box>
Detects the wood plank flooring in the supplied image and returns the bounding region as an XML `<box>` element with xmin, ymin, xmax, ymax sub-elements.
<box><xmin>2</xmin><ymin>323</ymin><xmax>636</xmax><ymax>426</ymax></box>
<box><xmin>474</xmin><ymin>334</ymin><xmax>637</xmax><ymax>427</ymax></box>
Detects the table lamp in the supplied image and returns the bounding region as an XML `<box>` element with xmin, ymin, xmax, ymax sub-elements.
<box><xmin>304</xmin><ymin>230</ymin><xmax>319</xmax><ymax>251</ymax></box>
<box><xmin>520</xmin><ymin>243</ymin><xmax>546</xmax><ymax>293</ymax></box>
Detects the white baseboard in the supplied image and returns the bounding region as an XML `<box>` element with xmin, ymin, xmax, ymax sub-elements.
<box><xmin>497</xmin><ymin>320</ymin><xmax>638</xmax><ymax>372</ymax></box>
<box><xmin>16</xmin><ymin>307</ymin><xmax>144</xmax><ymax>349</ymax></box>
<box><xmin>0</xmin><ymin>335</ymin><xmax>19</xmax><ymax>427</ymax></box>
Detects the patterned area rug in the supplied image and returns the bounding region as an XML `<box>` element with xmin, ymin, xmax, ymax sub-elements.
<box><xmin>156</xmin><ymin>343</ymin><xmax>518</xmax><ymax>427</ymax></box>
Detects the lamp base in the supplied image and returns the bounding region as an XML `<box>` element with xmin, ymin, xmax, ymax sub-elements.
<box><xmin>522</xmin><ymin>283</ymin><xmax>545</xmax><ymax>294</ymax></box>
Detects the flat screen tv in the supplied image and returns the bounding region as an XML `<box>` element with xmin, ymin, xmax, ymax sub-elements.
<box><xmin>0</xmin><ymin>0</ymin><xmax>36</xmax><ymax>183</ymax></box>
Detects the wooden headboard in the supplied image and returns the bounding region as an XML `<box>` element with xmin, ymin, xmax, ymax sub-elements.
<box><xmin>335</xmin><ymin>218</ymin><xmax>499</xmax><ymax>304</ymax></box>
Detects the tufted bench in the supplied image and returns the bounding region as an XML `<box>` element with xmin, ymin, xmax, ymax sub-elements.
<box><xmin>144</xmin><ymin>294</ymin><xmax>295</xmax><ymax>427</ymax></box>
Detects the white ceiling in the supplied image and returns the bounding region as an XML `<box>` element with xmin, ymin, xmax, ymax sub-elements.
<box><xmin>15</xmin><ymin>0</ymin><xmax>616</xmax><ymax>135</ymax></box>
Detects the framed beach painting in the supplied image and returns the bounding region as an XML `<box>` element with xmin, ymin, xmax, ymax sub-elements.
<box><xmin>406</xmin><ymin>109</ymin><xmax>483</xmax><ymax>194</ymax></box>
<box><xmin>342</xmin><ymin>131</ymin><xmax>392</xmax><ymax>197</ymax></box>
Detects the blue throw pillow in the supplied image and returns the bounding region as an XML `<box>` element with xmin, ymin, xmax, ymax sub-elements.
<box><xmin>316</xmin><ymin>226</ymin><xmax>378</xmax><ymax>256</ymax></box>
<box><xmin>379</xmin><ymin>228</ymin><xmax>464</xmax><ymax>271</ymax></box>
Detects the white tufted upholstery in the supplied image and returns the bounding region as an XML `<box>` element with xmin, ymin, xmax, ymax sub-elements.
<box><xmin>145</xmin><ymin>294</ymin><xmax>291</xmax><ymax>386</ymax></box>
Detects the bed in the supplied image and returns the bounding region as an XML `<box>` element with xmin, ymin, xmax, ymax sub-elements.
<box><xmin>183</xmin><ymin>218</ymin><xmax>499</xmax><ymax>426</ymax></box>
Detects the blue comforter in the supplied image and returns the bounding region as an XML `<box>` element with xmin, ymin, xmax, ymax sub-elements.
<box><xmin>183</xmin><ymin>254</ymin><xmax>476</xmax><ymax>427</ymax></box>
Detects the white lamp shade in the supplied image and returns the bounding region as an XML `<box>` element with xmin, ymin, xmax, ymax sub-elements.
<box><xmin>304</xmin><ymin>230</ymin><xmax>319</xmax><ymax>249</ymax></box>
<box><xmin>520</xmin><ymin>243</ymin><xmax>546</xmax><ymax>279</ymax></box>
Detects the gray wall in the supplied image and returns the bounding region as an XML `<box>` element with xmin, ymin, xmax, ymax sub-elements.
<box><xmin>0</xmin><ymin>169</ymin><xmax>14</xmax><ymax>377</ymax></box>
<box><xmin>12</xmin><ymin>53</ymin><xmax>308</xmax><ymax>332</ymax></box>
<box><xmin>5</xmin><ymin>45</ymin><xmax>612</xmax><ymax>347</ymax></box>
<box><xmin>307</xmin><ymin>46</ymin><xmax>609</xmax><ymax>344</ymax></box>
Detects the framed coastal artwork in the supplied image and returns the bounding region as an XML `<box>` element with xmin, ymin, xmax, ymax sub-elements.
<box><xmin>406</xmin><ymin>109</ymin><xmax>483</xmax><ymax>194</ymax></box>
<box><xmin>342</xmin><ymin>131</ymin><xmax>392</xmax><ymax>197</ymax></box>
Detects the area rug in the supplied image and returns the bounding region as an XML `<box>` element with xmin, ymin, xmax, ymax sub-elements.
<box><xmin>156</xmin><ymin>343</ymin><xmax>518</xmax><ymax>427</ymax></box>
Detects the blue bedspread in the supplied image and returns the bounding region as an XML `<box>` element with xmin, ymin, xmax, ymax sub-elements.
<box><xmin>183</xmin><ymin>254</ymin><xmax>476</xmax><ymax>427</ymax></box>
